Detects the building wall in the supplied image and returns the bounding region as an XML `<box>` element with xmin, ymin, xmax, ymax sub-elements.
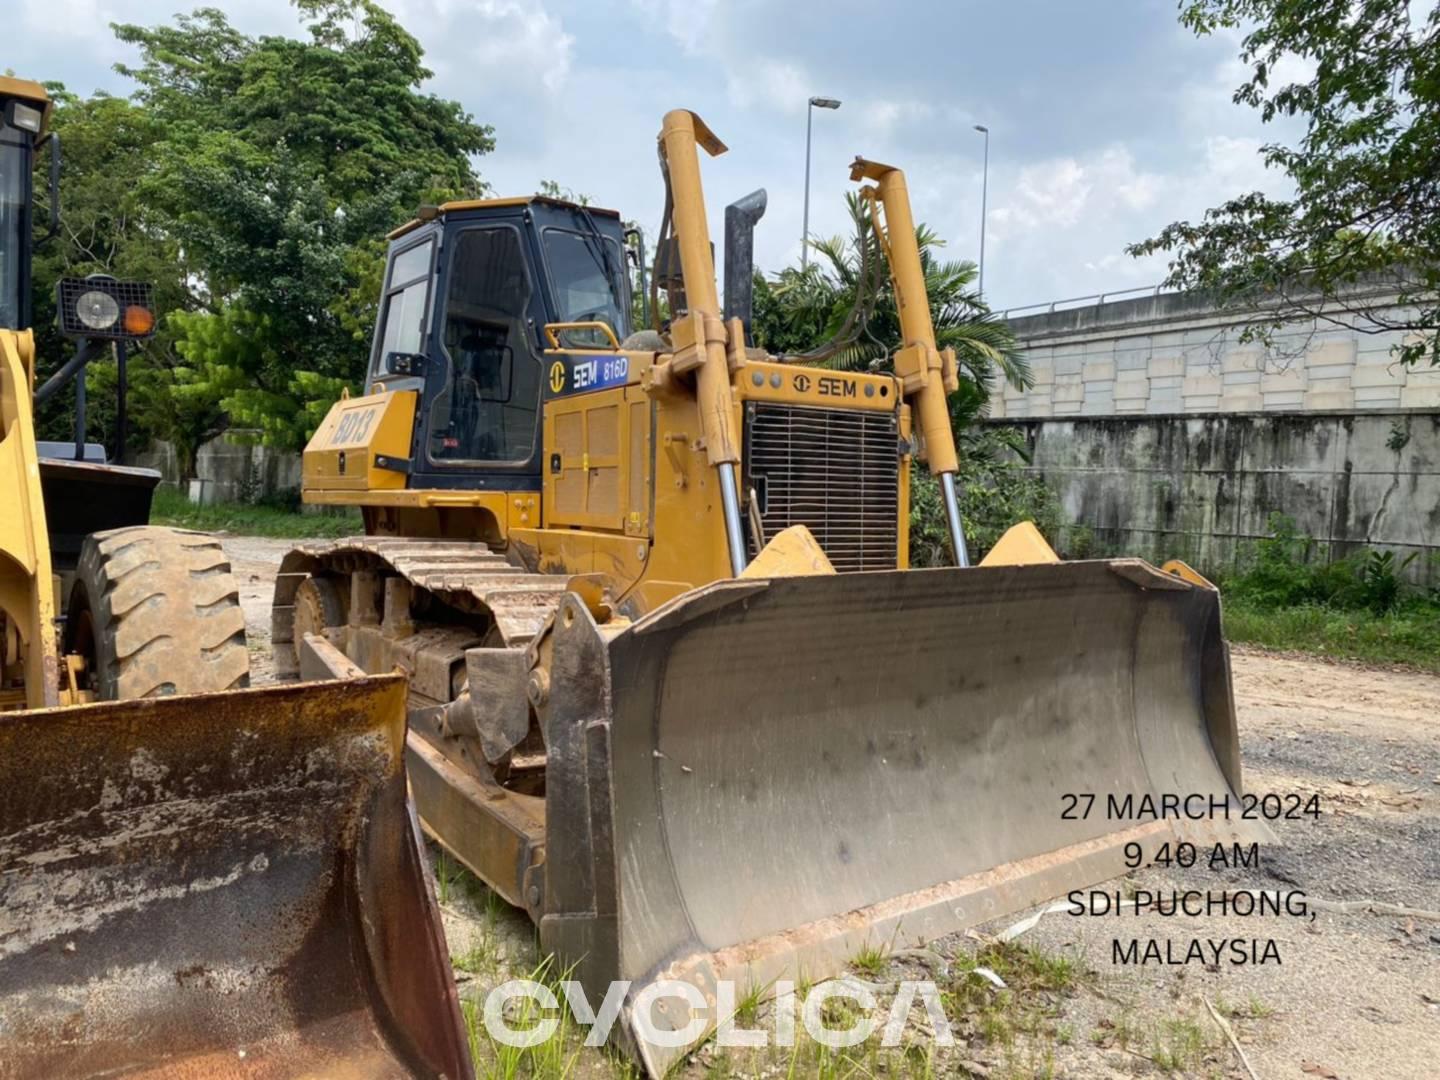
<box><xmin>995</xmin><ymin>411</ymin><xmax>1440</xmax><ymax>585</ymax></box>
<box><xmin>995</xmin><ymin>286</ymin><xmax>1439</xmax><ymax>418</ymax></box>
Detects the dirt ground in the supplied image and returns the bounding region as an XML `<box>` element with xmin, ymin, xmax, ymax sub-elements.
<box><xmin>224</xmin><ymin>536</ymin><xmax>1440</xmax><ymax>1079</ymax></box>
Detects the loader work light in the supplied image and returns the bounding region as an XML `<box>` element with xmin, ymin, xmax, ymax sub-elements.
<box><xmin>57</xmin><ymin>276</ymin><xmax>157</xmax><ymax>341</ymax></box>
<box><xmin>76</xmin><ymin>290</ymin><xmax>119</xmax><ymax>331</ymax></box>
<box><xmin>6</xmin><ymin>101</ymin><xmax>43</xmax><ymax>133</ymax></box>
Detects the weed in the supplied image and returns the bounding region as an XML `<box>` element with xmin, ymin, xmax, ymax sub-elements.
<box><xmin>467</xmin><ymin>955</ymin><xmax>584</xmax><ymax>1080</ymax></box>
<box><xmin>454</xmin><ymin>936</ymin><xmax>501</xmax><ymax>977</ymax></box>
<box><xmin>1246</xmin><ymin>994</ymin><xmax>1275</xmax><ymax>1019</ymax></box>
<box><xmin>733</xmin><ymin>979</ymin><xmax>766</xmax><ymax>1029</ymax></box>
<box><xmin>435</xmin><ymin>851</ymin><xmax>456</xmax><ymax>906</ymax></box>
<box><xmin>1149</xmin><ymin>1015</ymin><xmax>1213</xmax><ymax>1072</ymax></box>
<box><xmin>849</xmin><ymin>939</ymin><xmax>889</xmax><ymax>977</ymax></box>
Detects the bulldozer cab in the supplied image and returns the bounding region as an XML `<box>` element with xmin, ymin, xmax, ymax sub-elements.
<box><xmin>370</xmin><ymin>198</ymin><xmax>632</xmax><ymax>490</ymax></box>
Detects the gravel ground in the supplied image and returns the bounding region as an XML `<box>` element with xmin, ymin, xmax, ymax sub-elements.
<box><xmin>222</xmin><ymin>536</ymin><xmax>1440</xmax><ymax>1079</ymax></box>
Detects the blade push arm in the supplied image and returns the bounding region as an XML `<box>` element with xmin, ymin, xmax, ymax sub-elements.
<box><xmin>850</xmin><ymin>157</ymin><xmax>971</xmax><ymax>567</ymax></box>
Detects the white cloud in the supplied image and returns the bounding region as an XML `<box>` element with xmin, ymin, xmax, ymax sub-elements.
<box><xmin>630</xmin><ymin>0</ymin><xmax>721</xmax><ymax>54</ymax></box>
<box><xmin>392</xmin><ymin>0</ymin><xmax>575</xmax><ymax>97</ymax></box>
<box><xmin>725</xmin><ymin>59</ymin><xmax>809</xmax><ymax>114</ymax></box>
<box><xmin>10</xmin><ymin>0</ymin><xmax>1312</xmax><ymax>308</ymax></box>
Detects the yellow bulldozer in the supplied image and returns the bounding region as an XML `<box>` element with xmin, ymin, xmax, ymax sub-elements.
<box><xmin>0</xmin><ymin>76</ymin><xmax>470</xmax><ymax>1078</ymax></box>
<box><xmin>281</xmin><ymin>109</ymin><xmax>1256</xmax><ymax>1072</ymax></box>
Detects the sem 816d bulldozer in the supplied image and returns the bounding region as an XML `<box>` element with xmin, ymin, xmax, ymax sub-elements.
<box><xmin>0</xmin><ymin>76</ymin><xmax>470</xmax><ymax>1078</ymax></box>
<box><xmin>282</xmin><ymin>109</ymin><xmax>1257</xmax><ymax>1072</ymax></box>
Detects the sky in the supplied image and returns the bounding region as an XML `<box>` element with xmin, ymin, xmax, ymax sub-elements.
<box><xmin>13</xmin><ymin>0</ymin><xmax>1304</xmax><ymax>311</ymax></box>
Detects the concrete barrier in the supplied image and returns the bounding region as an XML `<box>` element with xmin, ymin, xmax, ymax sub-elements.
<box><xmin>135</xmin><ymin>433</ymin><xmax>302</xmax><ymax>504</ymax></box>
<box><xmin>992</xmin><ymin>411</ymin><xmax>1440</xmax><ymax>585</ymax></box>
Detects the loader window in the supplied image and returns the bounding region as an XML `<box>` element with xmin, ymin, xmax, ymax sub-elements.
<box><xmin>0</xmin><ymin>124</ymin><xmax>29</xmax><ymax>331</ymax></box>
<box><xmin>429</xmin><ymin>226</ymin><xmax>540</xmax><ymax>464</ymax></box>
<box><xmin>374</xmin><ymin>238</ymin><xmax>434</xmax><ymax>372</ymax></box>
<box><xmin>542</xmin><ymin>229</ymin><xmax>628</xmax><ymax>347</ymax></box>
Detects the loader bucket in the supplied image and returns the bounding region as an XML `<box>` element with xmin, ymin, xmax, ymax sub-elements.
<box><xmin>539</xmin><ymin>558</ymin><xmax>1262</xmax><ymax>1074</ymax></box>
<box><xmin>0</xmin><ymin>676</ymin><xmax>471</xmax><ymax>1080</ymax></box>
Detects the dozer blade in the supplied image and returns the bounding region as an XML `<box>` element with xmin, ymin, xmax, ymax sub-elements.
<box><xmin>539</xmin><ymin>558</ymin><xmax>1264</xmax><ymax>1074</ymax></box>
<box><xmin>0</xmin><ymin>676</ymin><xmax>471</xmax><ymax>1080</ymax></box>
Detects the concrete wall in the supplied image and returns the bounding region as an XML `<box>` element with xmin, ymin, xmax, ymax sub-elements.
<box><xmin>996</xmin><ymin>284</ymin><xmax>1439</xmax><ymax>418</ymax></box>
<box><xmin>135</xmin><ymin>433</ymin><xmax>302</xmax><ymax>504</ymax></box>
<box><xmin>997</xmin><ymin>411</ymin><xmax>1440</xmax><ymax>585</ymax></box>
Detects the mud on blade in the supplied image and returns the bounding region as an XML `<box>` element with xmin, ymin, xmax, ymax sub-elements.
<box><xmin>0</xmin><ymin>677</ymin><xmax>470</xmax><ymax>1080</ymax></box>
<box><xmin>537</xmin><ymin>559</ymin><xmax>1260</xmax><ymax>1074</ymax></box>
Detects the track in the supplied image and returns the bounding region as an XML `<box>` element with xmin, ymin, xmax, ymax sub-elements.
<box><xmin>271</xmin><ymin>537</ymin><xmax>568</xmax><ymax>676</ymax></box>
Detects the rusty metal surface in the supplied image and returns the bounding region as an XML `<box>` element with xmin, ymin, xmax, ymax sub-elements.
<box><xmin>535</xmin><ymin>559</ymin><xmax>1255</xmax><ymax>1074</ymax></box>
<box><xmin>0</xmin><ymin>676</ymin><xmax>472</xmax><ymax>1080</ymax></box>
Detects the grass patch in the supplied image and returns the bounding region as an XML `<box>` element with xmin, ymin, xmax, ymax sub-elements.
<box><xmin>150</xmin><ymin>486</ymin><xmax>360</xmax><ymax>539</ymax></box>
<box><xmin>1223</xmin><ymin>599</ymin><xmax>1440</xmax><ymax>672</ymax></box>
<box><xmin>1148</xmin><ymin>1015</ymin><xmax>1211</xmax><ymax>1071</ymax></box>
<box><xmin>465</xmin><ymin>955</ymin><xmax>586</xmax><ymax>1080</ymax></box>
<box><xmin>946</xmin><ymin>941</ymin><xmax>1087</xmax><ymax>1059</ymax></box>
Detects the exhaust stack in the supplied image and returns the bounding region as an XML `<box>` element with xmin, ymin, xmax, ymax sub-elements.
<box><xmin>722</xmin><ymin>188</ymin><xmax>767</xmax><ymax>345</ymax></box>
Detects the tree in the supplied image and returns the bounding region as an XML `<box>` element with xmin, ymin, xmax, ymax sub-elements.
<box><xmin>751</xmin><ymin>197</ymin><xmax>1056</xmax><ymax>563</ymax></box>
<box><xmin>108</xmin><ymin>1</ymin><xmax>494</xmax><ymax>449</ymax></box>
<box><xmin>752</xmin><ymin>193</ymin><xmax>1030</xmax><ymax>441</ymax></box>
<box><xmin>1130</xmin><ymin>0</ymin><xmax>1440</xmax><ymax>366</ymax></box>
<box><xmin>28</xmin><ymin>90</ymin><xmax>185</xmax><ymax>454</ymax></box>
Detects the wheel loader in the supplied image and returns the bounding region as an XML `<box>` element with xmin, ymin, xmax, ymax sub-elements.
<box><xmin>280</xmin><ymin>108</ymin><xmax>1259</xmax><ymax>1073</ymax></box>
<box><xmin>0</xmin><ymin>76</ymin><xmax>470</xmax><ymax>1078</ymax></box>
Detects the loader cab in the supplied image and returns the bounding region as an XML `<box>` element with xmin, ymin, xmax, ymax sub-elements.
<box><xmin>0</xmin><ymin>78</ymin><xmax>51</xmax><ymax>332</ymax></box>
<box><xmin>371</xmin><ymin>198</ymin><xmax>631</xmax><ymax>492</ymax></box>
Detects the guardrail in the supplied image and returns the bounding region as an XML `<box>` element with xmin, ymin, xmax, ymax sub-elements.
<box><xmin>996</xmin><ymin>282</ymin><xmax>1173</xmax><ymax>321</ymax></box>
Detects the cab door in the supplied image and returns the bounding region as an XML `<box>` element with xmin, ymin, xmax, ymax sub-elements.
<box><xmin>411</xmin><ymin>223</ymin><xmax>548</xmax><ymax>492</ymax></box>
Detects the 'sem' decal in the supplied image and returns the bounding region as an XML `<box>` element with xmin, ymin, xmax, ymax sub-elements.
<box><xmin>546</xmin><ymin>355</ymin><xmax>630</xmax><ymax>397</ymax></box>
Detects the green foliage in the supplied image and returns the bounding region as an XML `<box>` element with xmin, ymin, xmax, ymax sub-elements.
<box><xmin>910</xmin><ymin>427</ymin><xmax>1061</xmax><ymax>567</ymax></box>
<box><xmin>34</xmin><ymin>1</ymin><xmax>493</xmax><ymax>459</ymax></box>
<box><xmin>1221</xmin><ymin>513</ymin><xmax>1440</xmax><ymax>669</ymax></box>
<box><xmin>1227</xmin><ymin>513</ymin><xmax>1423</xmax><ymax>615</ymax></box>
<box><xmin>1132</xmin><ymin>0</ymin><xmax>1440</xmax><ymax>366</ymax></box>
<box><xmin>752</xmin><ymin>194</ymin><xmax>1030</xmax><ymax>399</ymax></box>
<box><xmin>28</xmin><ymin>90</ymin><xmax>182</xmax><ymax>452</ymax></box>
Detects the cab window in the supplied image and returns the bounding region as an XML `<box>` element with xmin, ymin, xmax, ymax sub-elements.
<box><xmin>542</xmin><ymin>228</ymin><xmax>628</xmax><ymax>347</ymax></box>
<box><xmin>374</xmin><ymin>238</ymin><xmax>433</xmax><ymax>372</ymax></box>
<box><xmin>0</xmin><ymin>119</ymin><xmax>31</xmax><ymax>331</ymax></box>
<box><xmin>428</xmin><ymin>227</ymin><xmax>539</xmax><ymax>465</ymax></box>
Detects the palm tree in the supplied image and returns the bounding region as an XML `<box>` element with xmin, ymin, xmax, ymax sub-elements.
<box><xmin>751</xmin><ymin>193</ymin><xmax>1030</xmax><ymax>434</ymax></box>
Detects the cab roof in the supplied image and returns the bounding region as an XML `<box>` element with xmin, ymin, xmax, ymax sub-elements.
<box><xmin>387</xmin><ymin>196</ymin><xmax>622</xmax><ymax>240</ymax></box>
<box><xmin>0</xmin><ymin>76</ymin><xmax>49</xmax><ymax>106</ymax></box>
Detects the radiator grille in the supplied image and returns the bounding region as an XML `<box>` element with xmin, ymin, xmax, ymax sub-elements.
<box><xmin>745</xmin><ymin>403</ymin><xmax>900</xmax><ymax>572</ymax></box>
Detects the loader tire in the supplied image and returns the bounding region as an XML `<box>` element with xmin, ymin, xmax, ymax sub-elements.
<box><xmin>67</xmin><ymin>526</ymin><xmax>250</xmax><ymax>700</ymax></box>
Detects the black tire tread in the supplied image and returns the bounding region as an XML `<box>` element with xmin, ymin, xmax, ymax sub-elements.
<box><xmin>75</xmin><ymin>526</ymin><xmax>251</xmax><ymax>699</ymax></box>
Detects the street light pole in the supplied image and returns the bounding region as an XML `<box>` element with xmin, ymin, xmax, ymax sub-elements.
<box><xmin>802</xmin><ymin>96</ymin><xmax>842</xmax><ymax>271</ymax></box>
<box><xmin>974</xmin><ymin>124</ymin><xmax>989</xmax><ymax>300</ymax></box>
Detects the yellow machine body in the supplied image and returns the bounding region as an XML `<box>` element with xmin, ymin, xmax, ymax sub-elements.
<box><xmin>287</xmin><ymin>108</ymin><xmax>1251</xmax><ymax>1073</ymax></box>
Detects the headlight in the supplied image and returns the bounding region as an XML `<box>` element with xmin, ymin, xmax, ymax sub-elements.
<box><xmin>57</xmin><ymin>277</ymin><xmax>157</xmax><ymax>341</ymax></box>
<box><xmin>8</xmin><ymin>102</ymin><xmax>43</xmax><ymax>134</ymax></box>
<box><xmin>76</xmin><ymin>290</ymin><xmax>120</xmax><ymax>331</ymax></box>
